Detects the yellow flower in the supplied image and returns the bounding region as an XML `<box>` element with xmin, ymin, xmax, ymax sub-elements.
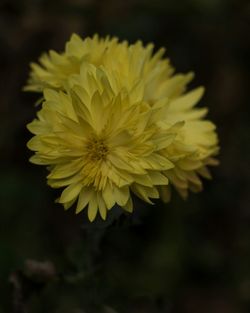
<box><xmin>158</xmin><ymin>87</ymin><xmax>219</xmax><ymax>201</ymax></box>
<box><xmin>24</xmin><ymin>33</ymin><xmax>173</xmax><ymax>94</ymax></box>
<box><xmin>27</xmin><ymin>65</ymin><xmax>176</xmax><ymax>221</ymax></box>
<box><xmin>24</xmin><ymin>34</ymin><xmax>118</xmax><ymax>92</ymax></box>
<box><xmin>26</xmin><ymin>33</ymin><xmax>219</xmax><ymax>217</ymax></box>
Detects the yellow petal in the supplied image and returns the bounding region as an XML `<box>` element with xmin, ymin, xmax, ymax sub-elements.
<box><xmin>76</xmin><ymin>188</ymin><xmax>93</xmax><ymax>214</ymax></box>
<box><xmin>97</xmin><ymin>193</ymin><xmax>107</xmax><ymax>220</ymax></box>
<box><xmin>114</xmin><ymin>186</ymin><xmax>129</xmax><ymax>206</ymax></box>
<box><xmin>123</xmin><ymin>197</ymin><xmax>133</xmax><ymax>213</ymax></box>
<box><xmin>59</xmin><ymin>183</ymin><xmax>82</xmax><ymax>203</ymax></box>
<box><xmin>170</xmin><ymin>87</ymin><xmax>205</xmax><ymax>111</ymax></box>
<box><xmin>102</xmin><ymin>183</ymin><xmax>115</xmax><ymax>210</ymax></box>
<box><xmin>88</xmin><ymin>196</ymin><xmax>98</xmax><ymax>222</ymax></box>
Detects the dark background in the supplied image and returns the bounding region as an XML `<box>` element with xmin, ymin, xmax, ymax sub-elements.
<box><xmin>0</xmin><ymin>0</ymin><xmax>250</xmax><ymax>312</ymax></box>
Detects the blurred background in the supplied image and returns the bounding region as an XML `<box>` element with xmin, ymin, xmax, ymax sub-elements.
<box><xmin>0</xmin><ymin>0</ymin><xmax>250</xmax><ymax>312</ymax></box>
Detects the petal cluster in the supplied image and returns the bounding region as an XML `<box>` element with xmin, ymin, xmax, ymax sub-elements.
<box><xmin>26</xmin><ymin>34</ymin><xmax>219</xmax><ymax>221</ymax></box>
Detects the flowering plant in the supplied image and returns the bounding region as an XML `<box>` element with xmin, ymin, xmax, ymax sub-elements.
<box><xmin>25</xmin><ymin>34</ymin><xmax>219</xmax><ymax>221</ymax></box>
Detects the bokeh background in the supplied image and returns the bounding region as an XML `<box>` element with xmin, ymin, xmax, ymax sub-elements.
<box><xmin>0</xmin><ymin>0</ymin><xmax>250</xmax><ymax>312</ymax></box>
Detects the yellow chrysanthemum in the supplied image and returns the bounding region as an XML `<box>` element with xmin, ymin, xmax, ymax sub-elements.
<box><xmin>24</xmin><ymin>33</ymin><xmax>173</xmax><ymax>94</ymax></box>
<box><xmin>158</xmin><ymin>87</ymin><xmax>219</xmax><ymax>201</ymax></box>
<box><xmin>26</xmin><ymin>33</ymin><xmax>219</xmax><ymax>217</ymax></box>
<box><xmin>27</xmin><ymin>65</ymin><xmax>177</xmax><ymax>221</ymax></box>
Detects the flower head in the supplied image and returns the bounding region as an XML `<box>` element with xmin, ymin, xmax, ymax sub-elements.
<box><xmin>27</xmin><ymin>65</ymin><xmax>175</xmax><ymax>221</ymax></box>
<box><xmin>26</xmin><ymin>34</ymin><xmax>219</xmax><ymax>220</ymax></box>
<box><xmin>24</xmin><ymin>33</ymin><xmax>173</xmax><ymax>94</ymax></box>
<box><xmin>158</xmin><ymin>87</ymin><xmax>219</xmax><ymax>201</ymax></box>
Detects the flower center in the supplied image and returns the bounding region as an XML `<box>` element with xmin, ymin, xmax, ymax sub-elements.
<box><xmin>86</xmin><ymin>137</ymin><xmax>109</xmax><ymax>161</ymax></box>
